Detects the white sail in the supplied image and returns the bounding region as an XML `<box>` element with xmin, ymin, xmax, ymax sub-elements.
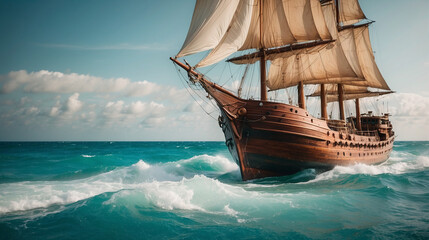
<box><xmin>266</xmin><ymin>25</ymin><xmax>390</xmax><ymax>90</ymax></box>
<box><xmin>178</xmin><ymin>0</ymin><xmax>332</xmax><ymax>67</ymax></box>
<box><xmin>339</xmin><ymin>0</ymin><xmax>366</xmax><ymax>25</ymax></box>
<box><xmin>322</xmin><ymin>2</ymin><xmax>338</xmax><ymax>39</ymax></box>
<box><xmin>196</xmin><ymin>0</ymin><xmax>254</xmax><ymax>68</ymax></box>
<box><xmin>266</xmin><ymin>3</ymin><xmax>361</xmax><ymax>90</ymax></box>
<box><xmin>267</xmin><ymin>42</ymin><xmax>363</xmax><ymax>90</ymax></box>
<box><xmin>354</xmin><ymin>26</ymin><xmax>390</xmax><ymax>90</ymax></box>
<box><xmin>176</xmin><ymin>0</ymin><xmax>240</xmax><ymax>58</ymax></box>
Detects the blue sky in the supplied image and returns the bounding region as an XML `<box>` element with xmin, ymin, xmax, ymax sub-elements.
<box><xmin>0</xmin><ymin>0</ymin><xmax>428</xmax><ymax>141</ymax></box>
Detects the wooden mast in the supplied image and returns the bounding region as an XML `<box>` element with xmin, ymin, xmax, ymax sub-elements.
<box><xmin>320</xmin><ymin>83</ymin><xmax>328</xmax><ymax>119</ymax></box>
<box><xmin>259</xmin><ymin>0</ymin><xmax>267</xmax><ymax>101</ymax></box>
<box><xmin>355</xmin><ymin>98</ymin><xmax>362</xmax><ymax>131</ymax></box>
<box><xmin>338</xmin><ymin>83</ymin><xmax>345</xmax><ymax>120</ymax></box>
<box><xmin>298</xmin><ymin>81</ymin><xmax>306</xmax><ymax>109</ymax></box>
<box><xmin>335</xmin><ymin>0</ymin><xmax>344</xmax><ymax>121</ymax></box>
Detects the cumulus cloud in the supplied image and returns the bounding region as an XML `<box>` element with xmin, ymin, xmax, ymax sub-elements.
<box><xmin>385</xmin><ymin>93</ymin><xmax>429</xmax><ymax>117</ymax></box>
<box><xmin>0</xmin><ymin>70</ymin><xmax>159</xmax><ymax>97</ymax></box>
<box><xmin>49</xmin><ymin>93</ymin><xmax>83</xmax><ymax>119</ymax></box>
<box><xmin>102</xmin><ymin>100</ymin><xmax>166</xmax><ymax>127</ymax></box>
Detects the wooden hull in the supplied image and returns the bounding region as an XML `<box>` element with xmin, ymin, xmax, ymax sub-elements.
<box><xmin>218</xmin><ymin>101</ymin><xmax>394</xmax><ymax>180</ymax></box>
<box><xmin>204</xmin><ymin>81</ymin><xmax>394</xmax><ymax>181</ymax></box>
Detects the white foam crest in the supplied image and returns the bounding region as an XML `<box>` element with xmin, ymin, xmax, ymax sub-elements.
<box><xmin>0</xmin><ymin>158</ymin><xmax>234</xmax><ymax>215</ymax></box>
<box><xmin>0</xmin><ymin>176</ymin><xmax>126</xmax><ymax>214</ymax></box>
<box><xmin>0</xmin><ymin>161</ymin><xmax>151</xmax><ymax>214</ymax></box>
<box><xmin>142</xmin><ymin>180</ymin><xmax>203</xmax><ymax>211</ymax></box>
<box><xmin>0</xmin><ymin>158</ymin><xmax>309</xmax><ymax>217</ymax></box>
<box><xmin>174</xmin><ymin>154</ymin><xmax>238</xmax><ymax>173</ymax></box>
<box><xmin>306</xmin><ymin>155</ymin><xmax>429</xmax><ymax>183</ymax></box>
<box><xmin>133</xmin><ymin>160</ymin><xmax>151</xmax><ymax>170</ymax></box>
<box><xmin>81</xmin><ymin>154</ymin><xmax>95</xmax><ymax>158</ymax></box>
<box><xmin>223</xmin><ymin>204</ymin><xmax>239</xmax><ymax>217</ymax></box>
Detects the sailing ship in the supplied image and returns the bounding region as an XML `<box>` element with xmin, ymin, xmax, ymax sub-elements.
<box><xmin>170</xmin><ymin>0</ymin><xmax>395</xmax><ymax>180</ymax></box>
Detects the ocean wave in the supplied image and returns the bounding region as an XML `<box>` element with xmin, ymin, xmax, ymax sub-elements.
<box><xmin>81</xmin><ymin>155</ymin><xmax>95</xmax><ymax>158</ymax></box>
<box><xmin>304</xmin><ymin>154</ymin><xmax>429</xmax><ymax>183</ymax></box>
<box><xmin>170</xmin><ymin>154</ymin><xmax>238</xmax><ymax>175</ymax></box>
<box><xmin>0</xmin><ymin>155</ymin><xmax>239</xmax><ymax>215</ymax></box>
<box><xmin>2</xmin><ymin>151</ymin><xmax>427</xmax><ymax>220</ymax></box>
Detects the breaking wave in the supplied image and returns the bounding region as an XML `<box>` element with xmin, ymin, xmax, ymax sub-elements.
<box><xmin>1</xmin><ymin>149</ymin><xmax>427</xmax><ymax>223</ymax></box>
<box><xmin>0</xmin><ymin>154</ymin><xmax>240</xmax><ymax>216</ymax></box>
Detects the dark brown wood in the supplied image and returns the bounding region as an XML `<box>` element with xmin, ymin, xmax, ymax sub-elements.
<box><xmin>321</xmin><ymin>83</ymin><xmax>328</xmax><ymax>120</ymax></box>
<box><xmin>260</xmin><ymin>49</ymin><xmax>267</xmax><ymax>101</ymax></box>
<box><xmin>227</xmin><ymin>40</ymin><xmax>334</xmax><ymax>64</ymax></box>
<box><xmin>338</xmin><ymin>83</ymin><xmax>345</xmax><ymax>120</ymax></box>
<box><xmin>356</xmin><ymin>98</ymin><xmax>362</xmax><ymax>131</ymax></box>
<box><xmin>339</xmin><ymin>21</ymin><xmax>374</xmax><ymax>31</ymax></box>
<box><xmin>298</xmin><ymin>81</ymin><xmax>306</xmax><ymax>109</ymax></box>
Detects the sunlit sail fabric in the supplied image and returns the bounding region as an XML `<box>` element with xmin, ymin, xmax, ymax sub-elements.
<box><xmin>266</xmin><ymin>3</ymin><xmax>362</xmax><ymax>90</ymax></box>
<box><xmin>176</xmin><ymin>0</ymin><xmax>240</xmax><ymax>58</ymax></box>
<box><xmin>177</xmin><ymin>0</ymin><xmax>332</xmax><ymax>67</ymax></box>
<box><xmin>196</xmin><ymin>0</ymin><xmax>254</xmax><ymax>68</ymax></box>
<box><xmin>354</xmin><ymin>26</ymin><xmax>390</xmax><ymax>90</ymax></box>
<box><xmin>267</xmin><ymin>25</ymin><xmax>390</xmax><ymax>90</ymax></box>
<box><xmin>338</xmin><ymin>0</ymin><xmax>366</xmax><ymax>25</ymax></box>
<box><xmin>267</xmin><ymin>42</ymin><xmax>363</xmax><ymax>90</ymax></box>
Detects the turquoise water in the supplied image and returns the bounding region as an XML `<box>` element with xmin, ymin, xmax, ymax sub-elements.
<box><xmin>0</xmin><ymin>141</ymin><xmax>428</xmax><ymax>239</ymax></box>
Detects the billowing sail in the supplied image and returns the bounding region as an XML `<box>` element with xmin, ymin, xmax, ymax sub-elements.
<box><xmin>266</xmin><ymin>41</ymin><xmax>364</xmax><ymax>90</ymax></box>
<box><xmin>177</xmin><ymin>0</ymin><xmax>332</xmax><ymax>67</ymax></box>
<box><xmin>354</xmin><ymin>26</ymin><xmax>390</xmax><ymax>90</ymax></box>
<box><xmin>176</xmin><ymin>0</ymin><xmax>240</xmax><ymax>58</ymax></box>
<box><xmin>196</xmin><ymin>0</ymin><xmax>254</xmax><ymax>67</ymax></box>
<box><xmin>338</xmin><ymin>0</ymin><xmax>366</xmax><ymax>25</ymax></box>
<box><xmin>266</xmin><ymin>25</ymin><xmax>390</xmax><ymax>90</ymax></box>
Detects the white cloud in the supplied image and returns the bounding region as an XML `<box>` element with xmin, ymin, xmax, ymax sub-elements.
<box><xmin>0</xmin><ymin>70</ymin><xmax>158</xmax><ymax>97</ymax></box>
<box><xmin>386</xmin><ymin>93</ymin><xmax>429</xmax><ymax>116</ymax></box>
<box><xmin>102</xmin><ymin>100</ymin><xmax>166</xmax><ymax>127</ymax></box>
<box><xmin>126</xmin><ymin>81</ymin><xmax>161</xmax><ymax>97</ymax></box>
<box><xmin>65</xmin><ymin>93</ymin><xmax>83</xmax><ymax>114</ymax></box>
<box><xmin>49</xmin><ymin>93</ymin><xmax>83</xmax><ymax>119</ymax></box>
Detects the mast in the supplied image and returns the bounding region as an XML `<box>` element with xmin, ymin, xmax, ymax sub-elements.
<box><xmin>260</xmin><ymin>50</ymin><xmax>267</xmax><ymax>101</ymax></box>
<box><xmin>320</xmin><ymin>83</ymin><xmax>328</xmax><ymax>119</ymax></box>
<box><xmin>298</xmin><ymin>81</ymin><xmax>306</xmax><ymax>109</ymax></box>
<box><xmin>355</xmin><ymin>98</ymin><xmax>362</xmax><ymax>131</ymax></box>
<box><xmin>259</xmin><ymin>0</ymin><xmax>267</xmax><ymax>101</ymax></box>
<box><xmin>338</xmin><ymin>83</ymin><xmax>345</xmax><ymax>120</ymax></box>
